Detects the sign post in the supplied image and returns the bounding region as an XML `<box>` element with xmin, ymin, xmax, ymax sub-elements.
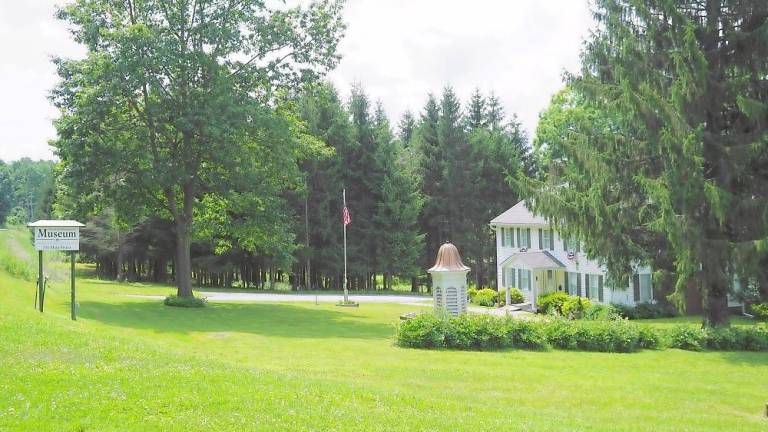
<box><xmin>27</xmin><ymin>220</ymin><xmax>84</xmax><ymax>320</ymax></box>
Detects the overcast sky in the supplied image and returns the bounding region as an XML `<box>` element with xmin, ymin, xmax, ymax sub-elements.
<box><xmin>0</xmin><ymin>0</ymin><xmax>594</xmax><ymax>162</ymax></box>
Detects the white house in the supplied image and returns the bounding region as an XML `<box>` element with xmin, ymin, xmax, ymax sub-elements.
<box><xmin>490</xmin><ymin>201</ymin><xmax>654</xmax><ymax>309</ymax></box>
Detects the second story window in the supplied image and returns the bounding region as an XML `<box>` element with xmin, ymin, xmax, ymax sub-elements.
<box><xmin>542</xmin><ymin>229</ymin><xmax>553</xmax><ymax>250</ymax></box>
<box><xmin>518</xmin><ymin>228</ymin><xmax>531</xmax><ymax>249</ymax></box>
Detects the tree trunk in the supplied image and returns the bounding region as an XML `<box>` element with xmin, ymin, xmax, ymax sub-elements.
<box><xmin>174</xmin><ymin>218</ymin><xmax>193</xmax><ymax>297</ymax></box>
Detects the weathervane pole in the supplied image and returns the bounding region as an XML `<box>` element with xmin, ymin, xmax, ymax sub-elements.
<box><xmin>343</xmin><ymin>188</ymin><xmax>349</xmax><ymax>303</ymax></box>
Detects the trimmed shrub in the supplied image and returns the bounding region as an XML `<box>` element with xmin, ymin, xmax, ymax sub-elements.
<box><xmin>444</xmin><ymin>314</ymin><xmax>509</xmax><ymax>350</ymax></box>
<box><xmin>582</xmin><ymin>303</ymin><xmax>621</xmax><ymax>321</ymax></box>
<box><xmin>750</xmin><ymin>302</ymin><xmax>768</xmax><ymax>321</ymax></box>
<box><xmin>637</xmin><ymin>326</ymin><xmax>661</xmax><ymax>350</ymax></box>
<box><xmin>667</xmin><ymin>325</ymin><xmax>706</xmax><ymax>351</ymax></box>
<box><xmin>538</xmin><ymin>292</ymin><xmax>591</xmax><ymax>318</ymax></box>
<box><xmin>395</xmin><ymin>314</ymin><xmax>447</xmax><ymax>348</ymax></box>
<box><xmin>471</xmin><ymin>288</ymin><xmax>498</xmax><ymax>307</ymax></box>
<box><xmin>467</xmin><ymin>288</ymin><xmax>478</xmax><ymax>302</ymax></box>
<box><xmin>613</xmin><ymin>302</ymin><xmax>679</xmax><ymax>320</ymax></box>
<box><xmin>497</xmin><ymin>288</ymin><xmax>525</xmax><ymax>306</ymax></box>
<box><xmin>164</xmin><ymin>295</ymin><xmax>207</xmax><ymax>308</ymax></box>
<box><xmin>704</xmin><ymin>325</ymin><xmax>768</xmax><ymax>351</ymax></box>
<box><xmin>543</xmin><ymin>319</ymin><xmax>644</xmax><ymax>353</ymax></box>
<box><xmin>504</xmin><ymin>319</ymin><xmax>549</xmax><ymax>350</ymax></box>
<box><xmin>537</xmin><ymin>292</ymin><xmax>570</xmax><ymax>315</ymax></box>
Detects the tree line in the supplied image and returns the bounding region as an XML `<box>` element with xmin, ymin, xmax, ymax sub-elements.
<box><xmin>44</xmin><ymin>0</ymin><xmax>530</xmax><ymax>294</ymax></box>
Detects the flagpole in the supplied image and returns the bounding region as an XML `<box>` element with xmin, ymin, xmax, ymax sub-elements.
<box><xmin>343</xmin><ymin>188</ymin><xmax>349</xmax><ymax>303</ymax></box>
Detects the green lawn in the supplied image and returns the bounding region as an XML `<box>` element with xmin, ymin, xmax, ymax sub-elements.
<box><xmin>1</xmin><ymin>232</ymin><xmax>767</xmax><ymax>431</ymax></box>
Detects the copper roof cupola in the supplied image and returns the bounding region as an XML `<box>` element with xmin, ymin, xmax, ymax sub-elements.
<box><xmin>428</xmin><ymin>242</ymin><xmax>470</xmax><ymax>316</ymax></box>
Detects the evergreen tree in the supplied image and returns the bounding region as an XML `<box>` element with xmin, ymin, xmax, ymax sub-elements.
<box><xmin>466</xmin><ymin>88</ymin><xmax>486</xmax><ymax>130</ymax></box>
<box><xmin>519</xmin><ymin>1</ymin><xmax>768</xmax><ymax>327</ymax></box>
<box><xmin>397</xmin><ymin>110</ymin><xmax>416</xmax><ymax>144</ymax></box>
<box><xmin>372</xmin><ymin>104</ymin><xmax>425</xmax><ymax>289</ymax></box>
<box><xmin>415</xmin><ymin>94</ymin><xmax>444</xmax><ymax>272</ymax></box>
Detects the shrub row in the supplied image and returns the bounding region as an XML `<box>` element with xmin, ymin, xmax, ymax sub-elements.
<box><xmin>468</xmin><ymin>287</ymin><xmax>524</xmax><ymax>307</ymax></box>
<box><xmin>395</xmin><ymin>313</ymin><xmax>768</xmax><ymax>353</ymax></box>
<box><xmin>612</xmin><ymin>302</ymin><xmax>679</xmax><ymax>319</ymax></box>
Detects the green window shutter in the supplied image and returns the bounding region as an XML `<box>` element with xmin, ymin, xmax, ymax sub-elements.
<box><xmin>564</xmin><ymin>272</ymin><xmax>570</xmax><ymax>295</ymax></box>
<box><xmin>549</xmin><ymin>230</ymin><xmax>555</xmax><ymax>250</ymax></box>
<box><xmin>598</xmin><ymin>275</ymin><xmax>604</xmax><ymax>302</ymax></box>
<box><xmin>563</xmin><ymin>237</ymin><xmax>568</xmax><ymax>251</ymax></box>
<box><xmin>516</xmin><ymin>228</ymin><xmax>520</xmax><ymax>248</ymax></box>
<box><xmin>517</xmin><ymin>268</ymin><xmax>521</xmax><ymax>289</ymax></box>
<box><xmin>527</xmin><ymin>270</ymin><xmax>532</xmax><ymax>290</ymax></box>
<box><xmin>633</xmin><ymin>274</ymin><xmax>640</xmax><ymax>302</ymax></box>
<box><xmin>500</xmin><ymin>228</ymin><xmax>505</xmax><ymax>247</ymax></box>
<box><xmin>538</xmin><ymin>229</ymin><xmax>543</xmax><ymax>249</ymax></box>
<box><xmin>585</xmin><ymin>274</ymin><xmax>590</xmax><ymax>298</ymax></box>
<box><xmin>512</xmin><ymin>268</ymin><xmax>517</xmax><ymax>288</ymax></box>
<box><xmin>577</xmin><ymin>273</ymin><xmax>582</xmax><ymax>296</ymax></box>
<box><xmin>527</xmin><ymin>228</ymin><xmax>531</xmax><ymax>247</ymax></box>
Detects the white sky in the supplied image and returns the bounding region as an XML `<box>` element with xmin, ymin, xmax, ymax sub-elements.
<box><xmin>0</xmin><ymin>0</ymin><xmax>594</xmax><ymax>162</ymax></box>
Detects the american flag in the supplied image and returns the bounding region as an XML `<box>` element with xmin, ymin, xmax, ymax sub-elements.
<box><xmin>342</xmin><ymin>206</ymin><xmax>351</xmax><ymax>226</ymax></box>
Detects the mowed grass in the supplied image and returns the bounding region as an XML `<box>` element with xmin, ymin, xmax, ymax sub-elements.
<box><xmin>0</xmin><ymin>232</ymin><xmax>767</xmax><ymax>431</ymax></box>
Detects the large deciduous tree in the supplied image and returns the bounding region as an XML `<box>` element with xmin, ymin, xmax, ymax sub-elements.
<box><xmin>52</xmin><ymin>0</ymin><xmax>345</xmax><ymax>298</ymax></box>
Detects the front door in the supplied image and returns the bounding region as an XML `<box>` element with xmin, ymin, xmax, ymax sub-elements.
<box><xmin>545</xmin><ymin>269</ymin><xmax>556</xmax><ymax>293</ymax></box>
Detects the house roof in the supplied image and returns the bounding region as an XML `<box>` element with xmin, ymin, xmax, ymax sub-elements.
<box><xmin>490</xmin><ymin>201</ymin><xmax>548</xmax><ymax>226</ymax></box>
<box><xmin>428</xmin><ymin>242</ymin><xmax>470</xmax><ymax>272</ymax></box>
<box><xmin>27</xmin><ymin>220</ymin><xmax>85</xmax><ymax>228</ymax></box>
<box><xmin>499</xmin><ymin>250</ymin><xmax>565</xmax><ymax>270</ymax></box>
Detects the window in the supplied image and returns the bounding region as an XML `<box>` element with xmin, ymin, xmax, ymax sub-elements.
<box><xmin>520</xmin><ymin>269</ymin><xmax>531</xmax><ymax>291</ymax></box>
<box><xmin>567</xmin><ymin>272</ymin><xmax>578</xmax><ymax>295</ymax></box>
<box><xmin>639</xmin><ymin>274</ymin><xmax>652</xmax><ymax>302</ymax></box>
<box><xmin>500</xmin><ymin>228</ymin><xmax>506</xmax><ymax>247</ymax></box>
<box><xmin>506</xmin><ymin>228</ymin><xmax>514</xmax><ymax>247</ymax></box>
<box><xmin>505</xmin><ymin>268</ymin><xmax>517</xmax><ymax>288</ymax></box>
<box><xmin>566</xmin><ymin>238</ymin><xmax>581</xmax><ymax>252</ymax></box>
<box><xmin>543</xmin><ymin>229</ymin><xmax>553</xmax><ymax>251</ymax></box>
<box><xmin>519</xmin><ymin>228</ymin><xmax>531</xmax><ymax>248</ymax></box>
<box><xmin>589</xmin><ymin>274</ymin><xmax>599</xmax><ymax>301</ymax></box>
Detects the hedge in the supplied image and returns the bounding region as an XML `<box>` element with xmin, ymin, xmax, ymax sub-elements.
<box><xmin>395</xmin><ymin>313</ymin><xmax>768</xmax><ymax>353</ymax></box>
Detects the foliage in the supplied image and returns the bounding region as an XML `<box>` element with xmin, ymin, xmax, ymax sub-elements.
<box><xmin>467</xmin><ymin>287</ymin><xmax>478</xmax><ymax>302</ymax></box>
<box><xmin>470</xmin><ymin>288</ymin><xmax>498</xmax><ymax>307</ymax></box>
<box><xmin>538</xmin><ymin>292</ymin><xmax>592</xmax><ymax>318</ymax></box>
<box><xmin>497</xmin><ymin>287</ymin><xmax>525</xmax><ymax>306</ymax></box>
<box><xmin>581</xmin><ymin>303</ymin><xmax>621</xmax><ymax>321</ymax></box>
<box><xmin>395</xmin><ymin>313</ymin><xmax>448</xmax><ymax>348</ymax></box>
<box><xmin>163</xmin><ymin>295</ymin><xmax>206</xmax><ymax>308</ymax></box>
<box><xmin>613</xmin><ymin>302</ymin><xmax>679</xmax><ymax>320</ymax></box>
<box><xmin>666</xmin><ymin>326</ymin><xmax>707</xmax><ymax>351</ymax></box>
<box><xmin>0</xmin><ymin>159</ymin><xmax>56</xmax><ymax>226</ymax></box>
<box><xmin>52</xmin><ymin>0</ymin><xmax>345</xmax><ymax>298</ymax></box>
<box><xmin>517</xmin><ymin>1</ymin><xmax>768</xmax><ymax>327</ymax></box>
<box><xmin>750</xmin><ymin>303</ymin><xmax>768</xmax><ymax>321</ymax></box>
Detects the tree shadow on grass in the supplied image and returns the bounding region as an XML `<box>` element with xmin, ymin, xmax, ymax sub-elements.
<box><xmin>76</xmin><ymin>300</ymin><xmax>394</xmax><ymax>340</ymax></box>
<box><xmin>712</xmin><ymin>351</ymin><xmax>768</xmax><ymax>366</ymax></box>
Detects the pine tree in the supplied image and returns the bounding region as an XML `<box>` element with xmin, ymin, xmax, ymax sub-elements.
<box><xmin>372</xmin><ymin>104</ymin><xmax>425</xmax><ymax>289</ymax></box>
<box><xmin>520</xmin><ymin>1</ymin><xmax>768</xmax><ymax>327</ymax></box>
<box><xmin>466</xmin><ymin>88</ymin><xmax>486</xmax><ymax>130</ymax></box>
<box><xmin>397</xmin><ymin>110</ymin><xmax>416</xmax><ymax>144</ymax></box>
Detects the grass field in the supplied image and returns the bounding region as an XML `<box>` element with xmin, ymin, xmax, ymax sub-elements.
<box><xmin>1</xmin><ymin>229</ymin><xmax>767</xmax><ymax>431</ymax></box>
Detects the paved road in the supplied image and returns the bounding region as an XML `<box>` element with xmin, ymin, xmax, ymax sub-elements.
<box><xmin>128</xmin><ymin>291</ymin><xmax>433</xmax><ymax>306</ymax></box>
<box><xmin>126</xmin><ymin>291</ymin><xmax>533</xmax><ymax>317</ymax></box>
